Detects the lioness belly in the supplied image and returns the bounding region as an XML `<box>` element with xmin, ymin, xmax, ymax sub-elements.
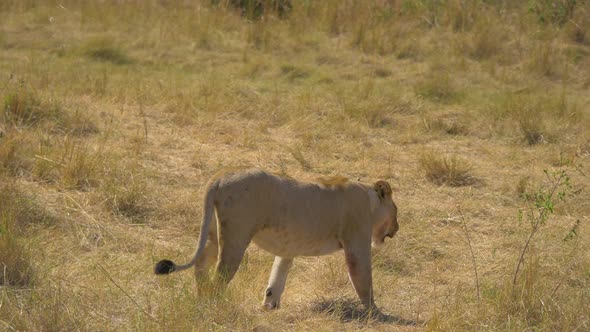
<box><xmin>252</xmin><ymin>228</ymin><xmax>341</xmax><ymax>258</ymax></box>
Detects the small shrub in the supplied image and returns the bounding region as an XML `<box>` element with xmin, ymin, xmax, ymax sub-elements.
<box><xmin>419</xmin><ymin>151</ymin><xmax>476</xmax><ymax>187</ymax></box>
<box><xmin>507</xmin><ymin>165</ymin><xmax>582</xmax><ymax>326</ymax></box>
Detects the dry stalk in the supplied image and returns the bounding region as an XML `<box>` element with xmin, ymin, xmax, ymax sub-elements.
<box><xmin>457</xmin><ymin>206</ymin><xmax>480</xmax><ymax>302</ymax></box>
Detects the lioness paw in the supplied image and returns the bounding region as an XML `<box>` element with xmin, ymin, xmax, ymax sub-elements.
<box><xmin>263</xmin><ymin>288</ymin><xmax>280</xmax><ymax>310</ymax></box>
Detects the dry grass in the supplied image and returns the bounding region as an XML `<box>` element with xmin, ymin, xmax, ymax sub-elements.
<box><xmin>0</xmin><ymin>1</ymin><xmax>589</xmax><ymax>331</ymax></box>
<box><xmin>0</xmin><ymin>181</ymin><xmax>56</xmax><ymax>287</ymax></box>
<box><xmin>415</xmin><ymin>65</ymin><xmax>463</xmax><ymax>104</ymax></box>
<box><xmin>485</xmin><ymin>89</ymin><xmax>584</xmax><ymax>145</ymax></box>
<box><xmin>418</xmin><ymin>151</ymin><xmax>476</xmax><ymax>187</ymax></box>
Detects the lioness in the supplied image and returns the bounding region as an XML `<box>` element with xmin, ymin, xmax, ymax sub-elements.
<box><xmin>155</xmin><ymin>168</ymin><xmax>398</xmax><ymax>312</ymax></box>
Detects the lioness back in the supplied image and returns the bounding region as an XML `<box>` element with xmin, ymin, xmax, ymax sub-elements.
<box><xmin>212</xmin><ymin>168</ymin><xmax>373</xmax><ymax>257</ymax></box>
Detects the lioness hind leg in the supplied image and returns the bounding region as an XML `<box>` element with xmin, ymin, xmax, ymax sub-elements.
<box><xmin>194</xmin><ymin>237</ymin><xmax>218</xmax><ymax>280</ymax></box>
<box><xmin>213</xmin><ymin>235</ymin><xmax>251</xmax><ymax>286</ymax></box>
<box><xmin>343</xmin><ymin>243</ymin><xmax>379</xmax><ymax>313</ymax></box>
<box><xmin>262</xmin><ymin>256</ymin><xmax>293</xmax><ymax>310</ymax></box>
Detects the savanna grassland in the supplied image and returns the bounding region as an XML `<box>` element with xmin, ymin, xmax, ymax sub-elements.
<box><xmin>1</xmin><ymin>1</ymin><xmax>590</xmax><ymax>331</ymax></box>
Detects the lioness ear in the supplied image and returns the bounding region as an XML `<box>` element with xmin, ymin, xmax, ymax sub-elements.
<box><xmin>374</xmin><ymin>180</ymin><xmax>392</xmax><ymax>200</ymax></box>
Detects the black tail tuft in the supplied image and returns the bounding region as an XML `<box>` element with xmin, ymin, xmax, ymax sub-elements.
<box><xmin>154</xmin><ymin>259</ymin><xmax>176</xmax><ymax>275</ymax></box>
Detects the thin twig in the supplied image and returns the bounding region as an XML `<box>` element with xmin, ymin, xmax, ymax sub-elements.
<box><xmin>457</xmin><ymin>206</ymin><xmax>480</xmax><ymax>302</ymax></box>
<box><xmin>34</xmin><ymin>154</ymin><xmax>65</xmax><ymax>167</ymax></box>
<box><xmin>512</xmin><ymin>173</ymin><xmax>564</xmax><ymax>287</ymax></box>
<box><xmin>96</xmin><ymin>263</ymin><xmax>159</xmax><ymax>324</ymax></box>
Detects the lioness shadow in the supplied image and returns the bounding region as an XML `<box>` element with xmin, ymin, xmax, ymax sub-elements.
<box><xmin>310</xmin><ymin>298</ymin><xmax>424</xmax><ymax>326</ymax></box>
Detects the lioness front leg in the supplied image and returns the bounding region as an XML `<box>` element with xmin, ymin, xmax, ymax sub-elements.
<box><xmin>343</xmin><ymin>243</ymin><xmax>379</xmax><ymax>314</ymax></box>
<box><xmin>263</xmin><ymin>256</ymin><xmax>293</xmax><ymax>310</ymax></box>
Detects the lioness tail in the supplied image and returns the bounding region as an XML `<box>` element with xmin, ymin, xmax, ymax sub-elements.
<box><xmin>154</xmin><ymin>181</ymin><xmax>219</xmax><ymax>275</ymax></box>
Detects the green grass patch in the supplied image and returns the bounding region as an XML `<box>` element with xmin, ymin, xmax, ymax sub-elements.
<box><xmin>80</xmin><ymin>37</ymin><xmax>132</xmax><ymax>64</ymax></box>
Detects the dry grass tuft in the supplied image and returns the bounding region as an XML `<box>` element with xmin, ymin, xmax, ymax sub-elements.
<box><xmin>469</xmin><ymin>20</ymin><xmax>504</xmax><ymax>60</ymax></box>
<box><xmin>519</xmin><ymin>116</ymin><xmax>546</xmax><ymax>145</ymax></box>
<box><xmin>564</xmin><ymin>4</ymin><xmax>590</xmax><ymax>44</ymax></box>
<box><xmin>422</xmin><ymin>115</ymin><xmax>469</xmax><ymax>136</ymax></box>
<box><xmin>3</xmin><ymin>88</ymin><xmax>60</xmax><ymax>127</ymax></box>
<box><xmin>0</xmin><ymin>133</ymin><xmax>35</xmax><ymax>176</ymax></box>
<box><xmin>527</xmin><ymin>41</ymin><xmax>564</xmax><ymax>79</ymax></box>
<box><xmin>0</xmin><ymin>224</ymin><xmax>34</xmax><ymax>287</ymax></box>
<box><xmin>419</xmin><ymin>151</ymin><xmax>477</xmax><ymax>187</ymax></box>
<box><xmin>59</xmin><ymin>139</ymin><xmax>104</xmax><ymax>190</ymax></box>
<box><xmin>2</xmin><ymin>87</ymin><xmax>97</xmax><ymax>136</ymax></box>
<box><xmin>0</xmin><ymin>181</ymin><xmax>56</xmax><ymax>287</ymax></box>
<box><xmin>289</xmin><ymin>146</ymin><xmax>312</xmax><ymax>170</ymax></box>
<box><xmin>485</xmin><ymin>89</ymin><xmax>583</xmax><ymax>145</ymax></box>
<box><xmin>280</xmin><ymin>63</ymin><xmax>311</xmax><ymax>81</ymax></box>
<box><xmin>101</xmin><ymin>162</ymin><xmax>152</xmax><ymax>221</ymax></box>
<box><xmin>415</xmin><ymin>67</ymin><xmax>462</xmax><ymax>104</ymax></box>
<box><xmin>0</xmin><ymin>212</ymin><xmax>35</xmax><ymax>287</ymax></box>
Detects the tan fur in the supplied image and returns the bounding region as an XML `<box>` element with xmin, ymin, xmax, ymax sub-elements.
<box><xmin>317</xmin><ymin>175</ymin><xmax>349</xmax><ymax>188</ymax></box>
<box><xmin>155</xmin><ymin>168</ymin><xmax>399</xmax><ymax>313</ymax></box>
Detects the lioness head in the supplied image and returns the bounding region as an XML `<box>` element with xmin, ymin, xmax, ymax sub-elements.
<box><xmin>371</xmin><ymin>180</ymin><xmax>398</xmax><ymax>248</ymax></box>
